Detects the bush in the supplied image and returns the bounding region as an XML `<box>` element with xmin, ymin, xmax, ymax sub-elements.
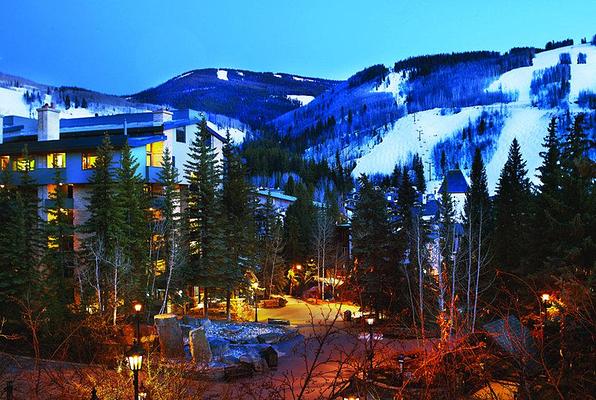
<box><xmin>559</xmin><ymin>53</ymin><xmax>572</xmax><ymax>65</ymax></box>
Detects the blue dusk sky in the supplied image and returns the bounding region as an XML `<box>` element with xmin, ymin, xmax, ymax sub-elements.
<box><xmin>1</xmin><ymin>0</ymin><xmax>594</xmax><ymax>94</ymax></box>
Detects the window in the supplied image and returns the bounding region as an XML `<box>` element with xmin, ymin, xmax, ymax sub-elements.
<box><xmin>176</xmin><ymin>127</ymin><xmax>186</xmax><ymax>143</ymax></box>
<box><xmin>0</xmin><ymin>156</ymin><xmax>9</xmax><ymax>170</ymax></box>
<box><xmin>146</xmin><ymin>141</ymin><xmax>164</xmax><ymax>167</ymax></box>
<box><xmin>13</xmin><ymin>157</ymin><xmax>35</xmax><ymax>171</ymax></box>
<box><xmin>47</xmin><ymin>153</ymin><xmax>66</xmax><ymax>168</ymax></box>
<box><xmin>82</xmin><ymin>153</ymin><xmax>97</xmax><ymax>170</ymax></box>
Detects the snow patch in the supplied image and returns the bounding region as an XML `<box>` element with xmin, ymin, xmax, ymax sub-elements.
<box><xmin>217</xmin><ymin>69</ymin><xmax>228</xmax><ymax>81</ymax></box>
<box><xmin>488</xmin><ymin>44</ymin><xmax>596</xmax><ymax>104</ymax></box>
<box><xmin>286</xmin><ymin>94</ymin><xmax>315</xmax><ymax>106</ymax></box>
<box><xmin>352</xmin><ymin>106</ymin><xmax>484</xmax><ymax>177</ymax></box>
<box><xmin>273</xmin><ymin>73</ymin><xmax>282</xmax><ymax>78</ymax></box>
<box><xmin>175</xmin><ymin>71</ymin><xmax>194</xmax><ymax>80</ymax></box>
<box><xmin>206</xmin><ymin>121</ymin><xmax>246</xmax><ymax>144</ymax></box>
<box><xmin>293</xmin><ymin>76</ymin><xmax>314</xmax><ymax>82</ymax></box>
<box><xmin>237</xmin><ymin>71</ymin><xmax>244</xmax><ymax>77</ymax></box>
<box><xmin>373</xmin><ymin>71</ymin><xmax>408</xmax><ymax>104</ymax></box>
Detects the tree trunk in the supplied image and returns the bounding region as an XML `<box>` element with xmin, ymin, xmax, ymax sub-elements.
<box><xmin>226</xmin><ymin>286</ymin><xmax>231</xmax><ymax>321</ymax></box>
<box><xmin>471</xmin><ymin>209</ymin><xmax>483</xmax><ymax>333</ymax></box>
<box><xmin>203</xmin><ymin>287</ymin><xmax>209</xmax><ymax>318</ymax></box>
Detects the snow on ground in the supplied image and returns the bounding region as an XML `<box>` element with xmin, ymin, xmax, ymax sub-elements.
<box><xmin>175</xmin><ymin>71</ymin><xmax>194</xmax><ymax>80</ymax></box>
<box><xmin>352</xmin><ymin>106</ymin><xmax>484</xmax><ymax>177</ymax></box>
<box><xmin>206</xmin><ymin>121</ymin><xmax>246</xmax><ymax>144</ymax></box>
<box><xmin>286</xmin><ymin>94</ymin><xmax>315</xmax><ymax>106</ymax></box>
<box><xmin>236</xmin><ymin>71</ymin><xmax>244</xmax><ymax>77</ymax></box>
<box><xmin>0</xmin><ymin>86</ymin><xmax>35</xmax><ymax>117</ymax></box>
<box><xmin>216</xmin><ymin>69</ymin><xmax>228</xmax><ymax>81</ymax></box>
<box><xmin>273</xmin><ymin>73</ymin><xmax>282</xmax><ymax>78</ymax></box>
<box><xmin>373</xmin><ymin>71</ymin><xmax>408</xmax><ymax>104</ymax></box>
<box><xmin>485</xmin><ymin>106</ymin><xmax>552</xmax><ymax>193</ymax></box>
<box><xmin>292</xmin><ymin>76</ymin><xmax>314</xmax><ymax>82</ymax></box>
<box><xmin>488</xmin><ymin>44</ymin><xmax>596</xmax><ymax>103</ymax></box>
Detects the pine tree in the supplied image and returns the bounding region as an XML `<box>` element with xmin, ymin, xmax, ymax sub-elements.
<box><xmin>221</xmin><ymin>131</ymin><xmax>256</xmax><ymax>319</ymax></box>
<box><xmin>553</xmin><ymin>114</ymin><xmax>595</xmax><ymax>270</ymax></box>
<box><xmin>45</xmin><ymin>167</ymin><xmax>75</xmax><ymax>308</ymax></box>
<box><xmin>184</xmin><ymin>119</ymin><xmax>228</xmax><ymax>316</ymax></box>
<box><xmin>351</xmin><ymin>175</ymin><xmax>394</xmax><ymax>315</ymax></box>
<box><xmin>82</xmin><ymin>135</ymin><xmax>120</xmax><ymax>311</ymax></box>
<box><xmin>283</xmin><ymin>183</ymin><xmax>316</xmax><ymax>265</ymax></box>
<box><xmin>115</xmin><ymin>143</ymin><xmax>149</xmax><ymax>301</ymax></box>
<box><xmin>256</xmin><ymin>196</ymin><xmax>286</xmax><ymax>298</ymax></box>
<box><xmin>532</xmin><ymin>118</ymin><xmax>563</xmax><ymax>269</ymax></box>
<box><xmin>412</xmin><ymin>154</ymin><xmax>426</xmax><ymax>193</ymax></box>
<box><xmin>493</xmin><ymin>138</ymin><xmax>532</xmax><ymax>274</ymax></box>
<box><xmin>157</xmin><ymin>147</ymin><xmax>184</xmax><ymax>314</ymax></box>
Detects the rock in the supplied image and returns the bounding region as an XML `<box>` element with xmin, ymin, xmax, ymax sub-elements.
<box><xmin>182</xmin><ymin>315</ymin><xmax>200</xmax><ymax>326</ymax></box>
<box><xmin>267</xmin><ymin>318</ymin><xmax>290</xmax><ymax>325</ymax></box>
<box><xmin>209</xmin><ymin>338</ymin><xmax>230</xmax><ymax>359</ymax></box>
<box><xmin>198</xmin><ymin>318</ymin><xmax>212</xmax><ymax>329</ymax></box>
<box><xmin>239</xmin><ymin>352</ymin><xmax>269</xmax><ymax>372</ymax></box>
<box><xmin>189</xmin><ymin>327</ymin><xmax>212</xmax><ymax>363</ymax></box>
<box><xmin>257</xmin><ymin>332</ymin><xmax>282</xmax><ymax>344</ymax></box>
<box><xmin>260</xmin><ymin>346</ymin><xmax>278</xmax><ymax>368</ymax></box>
<box><xmin>154</xmin><ymin>314</ymin><xmax>184</xmax><ymax>359</ymax></box>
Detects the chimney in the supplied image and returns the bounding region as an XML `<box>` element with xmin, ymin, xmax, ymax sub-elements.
<box><xmin>37</xmin><ymin>103</ymin><xmax>60</xmax><ymax>141</ymax></box>
<box><xmin>0</xmin><ymin>115</ymin><xmax>3</xmax><ymax>144</ymax></box>
<box><xmin>153</xmin><ymin>108</ymin><xmax>173</xmax><ymax>125</ymax></box>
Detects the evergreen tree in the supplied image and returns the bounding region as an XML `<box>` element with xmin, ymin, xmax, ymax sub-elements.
<box><xmin>351</xmin><ymin>175</ymin><xmax>395</xmax><ymax>315</ymax></box>
<box><xmin>156</xmin><ymin>147</ymin><xmax>184</xmax><ymax>313</ymax></box>
<box><xmin>283</xmin><ymin>175</ymin><xmax>296</xmax><ymax>196</ymax></box>
<box><xmin>412</xmin><ymin>154</ymin><xmax>426</xmax><ymax>193</ymax></box>
<box><xmin>532</xmin><ymin>118</ymin><xmax>563</xmax><ymax>269</ymax></box>
<box><xmin>115</xmin><ymin>143</ymin><xmax>149</xmax><ymax>300</ymax></box>
<box><xmin>493</xmin><ymin>138</ymin><xmax>532</xmax><ymax>273</ymax></box>
<box><xmin>184</xmin><ymin>119</ymin><xmax>228</xmax><ymax>316</ymax></box>
<box><xmin>82</xmin><ymin>135</ymin><xmax>120</xmax><ymax>310</ymax></box>
<box><xmin>552</xmin><ymin>114</ymin><xmax>595</xmax><ymax>270</ymax></box>
<box><xmin>45</xmin><ymin>167</ymin><xmax>75</xmax><ymax>309</ymax></box>
<box><xmin>283</xmin><ymin>183</ymin><xmax>316</xmax><ymax>265</ymax></box>
<box><xmin>221</xmin><ymin>131</ymin><xmax>256</xmax><ymax>319</ymax></box>
<box><xmin>255</xmin><ymin>196</ymin><xmax>286</xmax><ymax>298</ymax></box>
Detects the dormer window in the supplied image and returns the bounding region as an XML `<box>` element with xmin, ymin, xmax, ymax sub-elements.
<box><xmin>47</xmin><ymin>153</ymin><xmax>66</xmax><ymax>168</ymax></box>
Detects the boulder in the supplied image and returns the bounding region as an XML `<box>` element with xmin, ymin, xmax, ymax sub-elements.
<box><xmin>259</xmin><ymin>346</ymin><xmax>278</xmax><ymax>368</ymax></box>
<box><xmin>209</xmin><ymin>338</ymin><xmax>230</xmax><ymax>360</ymax></box>
<box><xmin>189</xmin><ymin>327</ymin><xmax>212</xmax><ymax>363</ymax></box>
<box><xmin>239</xmin><ymin>352</ymin><xmax>268</xmax><ymax>372</ymax></box>
<box><xmin>154</xmin><ymin>314</ymin><xmax>184</xmax><ymax>359</ymax></box>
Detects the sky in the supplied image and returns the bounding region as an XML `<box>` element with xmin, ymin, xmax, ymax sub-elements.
<box><xmin>1</xmin><ymin>0</ymin><xmax>594</xmax><ymax>95</ymax></box>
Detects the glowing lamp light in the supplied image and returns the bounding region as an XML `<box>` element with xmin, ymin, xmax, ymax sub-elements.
<box><xmin>251</xmin><ymin>281</ymin><xmax>259</xmax><ymax>290</ymax></box>
<box><xmin>126</xmin><ymin>342</ymin><xmax>145</xmax><ymax>372</ymax></box>
<box><xmin>541</xmin><ymin>293</ymin><xmax>550</xmax><ymax>303</ymax></box>
<box><xmin>366</xmin><ymin>317</ymin><xmax>375</xmax><ymax>326</ymax></box>
<box><xmin>296</xmin><ymin>264</ymin><xmax>303</xmax><ymax>271</ymax></box>
<box><xmin>133</xmin><ymin>302</ymin><xmax>142</xmax><ymax>313</ymax></box>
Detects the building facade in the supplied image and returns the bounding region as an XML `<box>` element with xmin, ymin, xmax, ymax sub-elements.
<box><xmin>0</xmin><ymin>105</ymin><xmax>225</xmax><ymax>238</ymax></box>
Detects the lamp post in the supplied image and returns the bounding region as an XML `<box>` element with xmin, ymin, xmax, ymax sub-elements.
<box><xmin>133</xmin><ymin>301</ymin><xmax>142</xmax><ymax>343</ymax></box>
<box><xmin>126</xmin><ymin>340</ymin><xmax>145</xmax><ymax>400</ymax></box>
<box><xmin>366</xmin><ymin>317</ymin><xmax>375</xmax><ymax>381</ymax></box>
<box><xmin>541</xmin><ymin>293</ymin><xmax>550</xmax><ymax>342</ymax></box>
<box><xmin>252</xmin><ymin>281</ymin><xmax>259</xmax><ymax>322</ymax></box>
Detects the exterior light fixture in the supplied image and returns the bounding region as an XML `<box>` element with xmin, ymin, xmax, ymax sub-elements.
<box><xmin>126</xmin><ymin>341</ymin><xmax>145</xmax><ymax>400</ymax></box>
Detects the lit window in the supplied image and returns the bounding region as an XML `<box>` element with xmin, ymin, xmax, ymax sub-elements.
<box><xmin>0</xmin><ymin>156</ymin><xmax>9</xmax><ymax>170</ymax></box>
<box><xmin>82</xmin><ymin>153</ymin><xmax>97</xmax><ymax>170</ymax></box>
<box><xmin>47</xmin><ymin>153</ymin><xmax>66</xmax><ymax>168</ymax></box>
<box><xmin>13</xmin><ymin>157</ymin><xmax>35</xmax><ymax>171</ymax></box>
<box><xmin>146</xmin><ymin>141</ymin><xmax>164</xmax><ymax>167</ymax></box>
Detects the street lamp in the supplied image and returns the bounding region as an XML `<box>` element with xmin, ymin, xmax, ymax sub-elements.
<box><xmin>133</xmin><ymin>301</ymin><xmax>142</xmax><ymax>343</ymax></box>
<box><xmin>366</xmin><ymin>317</ymin><xmax>375</xmax><ymax>380</ymax></box>
<box><xmin>251</xmin><ymin>281</ymin><xmax>259</xmax><ymax>322</ymax></box>
<box><xmin>126</xmin><ymin>340</ymin><xmax>145</xmax><ymax>400</ymax></box>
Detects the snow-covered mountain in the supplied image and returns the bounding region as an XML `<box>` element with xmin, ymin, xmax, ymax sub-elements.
<box><xmin>0</xmin><ymin>72</ymin><xmax>252</xmax><ymax>143</ymax></box>
<box><xmin>273</xmin><ymin>41</ymin><xmax>596</xmax><ymax>194</ymax></box>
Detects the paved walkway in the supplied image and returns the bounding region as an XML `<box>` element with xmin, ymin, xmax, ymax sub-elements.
<box><xmin>254</xmin><ymin>296</ymin><xmax>361</xmax><ymax>326</ymax></box>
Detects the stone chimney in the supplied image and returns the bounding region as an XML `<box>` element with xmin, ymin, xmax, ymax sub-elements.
<box><xmin>37</xmin><ymin>103</ymin><xmax>60</xmax><ymax>141</ymax></box>
<box><xmin>153</xmin><ymin>108</ymin><xmax>173</xmax><ymax>125</ymax></box>
<box><xmin>0</xmin><ymin>115</ymin><xmax>3</xmax><ymax>144</ymax></box>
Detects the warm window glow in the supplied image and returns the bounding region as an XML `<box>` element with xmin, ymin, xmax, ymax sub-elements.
<box><xmin>82</xmin><ymin>153</ymin><xmax>97</xmax><ymax>170</ymax></box>
<box><xmin>47</xmin><ymin>153</ymin><xmax>66</xmax><ymax>168</ymax></box>
<box><xmin>0</xmin><ymin>156</ymin><xmax>9</xmax><ymax>170</ymax></box>
<box><xmin>146</xmin><ymin>141</ymin><xmax>164</xmax><ymax>167</ymax></box>
<box><xmin>13</xmin><ymin>157</ymin><xmax>35</xmax><ymax>171</ymax></box>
